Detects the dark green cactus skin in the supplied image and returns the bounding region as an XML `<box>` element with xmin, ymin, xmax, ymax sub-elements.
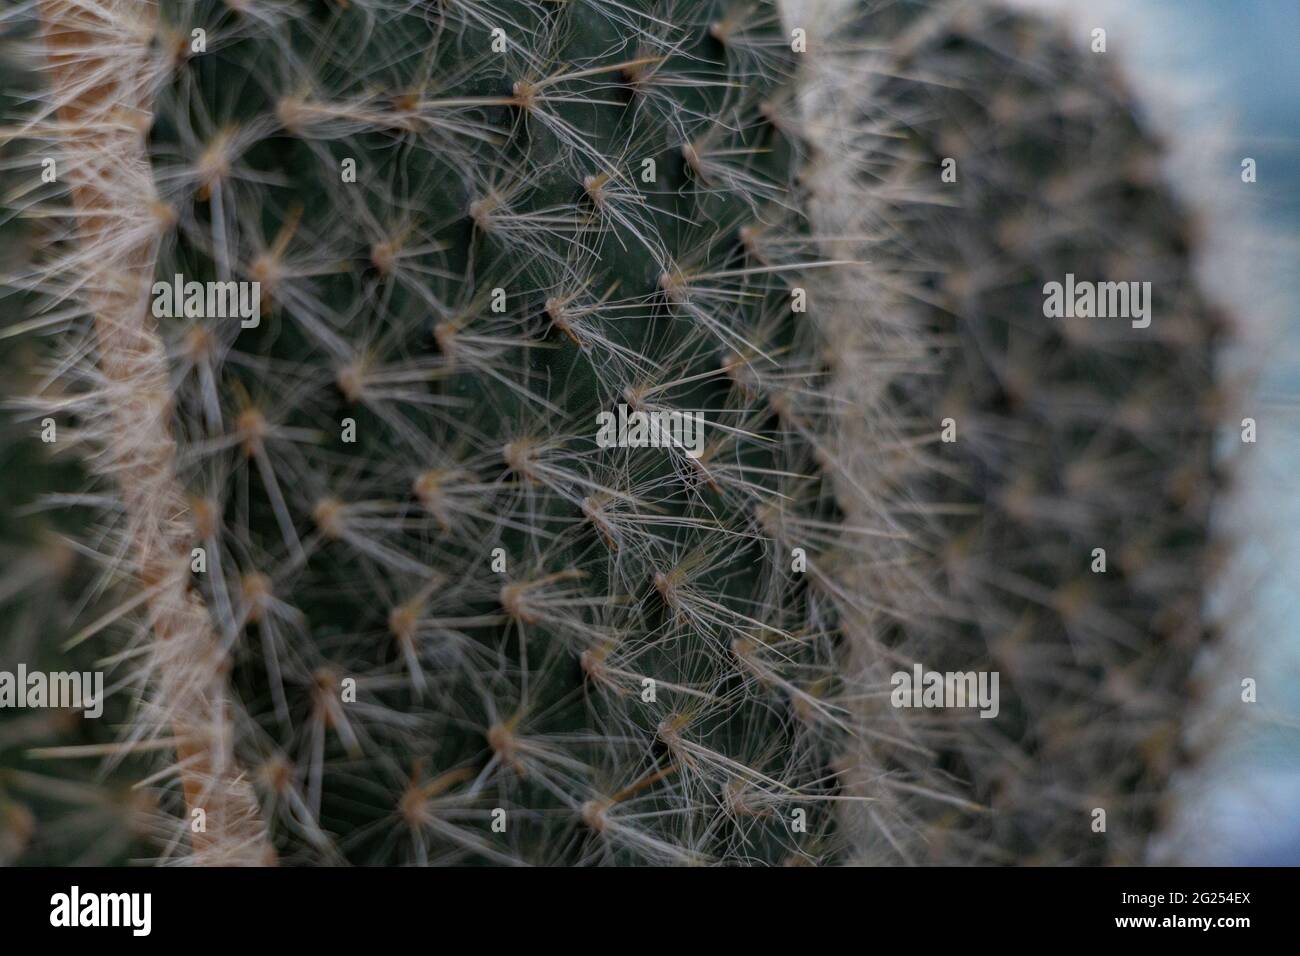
<box><xmin>842</xmin><ymin>2</ymin><xmax>1227</xmax><ymax>863</ymax></box>
<box><xmin>0</xmin><ymin>0</ymin><xmax>856</xmax><ymax>865</ymax></box>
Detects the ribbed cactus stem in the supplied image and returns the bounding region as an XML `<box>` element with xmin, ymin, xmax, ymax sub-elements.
<box><xmin>37</xmin><ymin>0</ymin><xmax>269</xmax><ymax>864</ymax></box>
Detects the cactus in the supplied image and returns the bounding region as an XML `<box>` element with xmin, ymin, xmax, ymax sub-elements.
<box><xmin>0</xmin><ymin>0</ymin><xmax>1228</xmax><ymax>866</ymax></box>
<box><xmin>3</xmin><ymin>0</ymin><xmax>897</xmax><ymax>866</ymax></box>
<box><xmin>914</xmin><ymin>11</ymin><xmax>1227</xmax><ymax>863</ymax></box>
<box><xmin>796</xmin><ymin>0</ymin><xmax>1230</xmax><ymax>863</ymax></box>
